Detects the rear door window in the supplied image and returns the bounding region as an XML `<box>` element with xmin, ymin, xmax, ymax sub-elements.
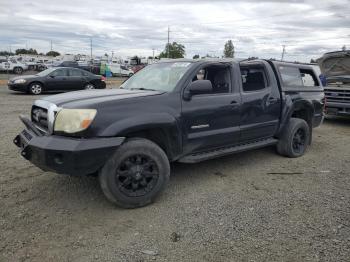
<box><xmin>69</xmin><ymin>69</ymin><xmax>83</xmax><ymax>76</ymax></box>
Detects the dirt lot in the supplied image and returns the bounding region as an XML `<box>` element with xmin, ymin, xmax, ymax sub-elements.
<box><xmin>0</xmin><ymin>85</ymin><xmax>350</xmax><ymax>262</ymax></box>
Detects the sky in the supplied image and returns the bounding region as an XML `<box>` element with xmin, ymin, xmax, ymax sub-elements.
<box><xmin>0</xmin><ymin>0</ymin><xmax>349</xmax><ymax>62</ymax></box>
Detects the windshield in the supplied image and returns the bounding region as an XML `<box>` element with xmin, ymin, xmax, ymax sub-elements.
<box><xmin>36</xmin><ymin>68</ymin><xmax>56</xmax><ymax>77</ymax></box>
<box><xmin>121</xmin><ymin>62</ymin><xmax>192</xmax><ymax>92</ymax></box>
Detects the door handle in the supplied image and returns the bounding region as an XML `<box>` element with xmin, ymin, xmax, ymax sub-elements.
<box><xmin>230</xmin><ymin>100</ymin><xmax>238</xmax><ymax>104</ymax></box>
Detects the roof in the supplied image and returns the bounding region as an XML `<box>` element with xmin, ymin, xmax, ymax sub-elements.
<box><xmin>156</xmin><ymin>58</ymin><xmax>242</xmax><ymax>65</ymax></box>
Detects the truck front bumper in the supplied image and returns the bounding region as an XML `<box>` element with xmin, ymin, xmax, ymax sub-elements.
<box><xmin>325</xmin><ymin>102</ymin><xmax>350</xmax><ymax>116</ymax></box>
<box><xmin>14</xmin><ymin>117</ymin><xmax>125</xmax><ymax>176</ymax></box>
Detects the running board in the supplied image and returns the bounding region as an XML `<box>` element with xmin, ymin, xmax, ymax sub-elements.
<box><xmin>178</xmin><ymin>138</ymin><xmax>278</xmax><ymax>163</ymax></box>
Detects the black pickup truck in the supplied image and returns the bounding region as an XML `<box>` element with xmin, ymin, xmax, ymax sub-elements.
<box><xmin>14</xmin><ymin>59</ymin><xmax>324</xmax><ymax>208</ymax></box>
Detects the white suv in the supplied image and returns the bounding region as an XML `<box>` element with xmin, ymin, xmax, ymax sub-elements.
<box><xmin>0</xmin><ymin>60</ymin><xmax>28</xmax><ymax>74</ymax></box>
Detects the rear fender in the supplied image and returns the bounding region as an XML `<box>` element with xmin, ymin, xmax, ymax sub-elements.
<box><xmin>277</xmin><ymin>99</ymin><xmax>314</xmax><ymax>136</ymax></box>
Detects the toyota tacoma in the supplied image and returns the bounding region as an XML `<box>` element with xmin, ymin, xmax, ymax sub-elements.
<box><xmin>14</xmin><ymin>59</ymin><xmax>324</xmax><ymax>208</ymax></box>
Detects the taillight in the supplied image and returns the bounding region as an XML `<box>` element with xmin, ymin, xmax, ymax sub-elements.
<box><xmin>101</xmin><ymin>76</ymin><xmax>106</xmax><ymax>82</ymax></box>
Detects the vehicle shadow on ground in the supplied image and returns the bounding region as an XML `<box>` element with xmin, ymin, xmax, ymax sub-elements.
<box><xmin>324</xmin><ymin>115</ymin><xmax>350</xmax><ymax>126</ymax></box>
<box><xmin>33</xmin><ymin>146</ymin><xmax>277</xmax><ymax>210</ymax></box>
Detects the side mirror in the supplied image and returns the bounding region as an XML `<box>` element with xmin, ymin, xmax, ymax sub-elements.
<box><xmin>184</xmin><ymin>80</ymin><xmax>213</xmax><ymax>100</ymax></box>
<box><xmin>49</xmin><ymin>75</ymin><xmax>55</xmax><ymax>78</ymax></box>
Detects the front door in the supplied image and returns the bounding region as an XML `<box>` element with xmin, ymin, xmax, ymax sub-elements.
<box><xmin>181</xmin><ymin>64</ymin><xmax>241</xmax><ymax>154</ymax></box>
<box><xmin>46</xmin><ymin>68</ymin><xmax>69</xmax><ymax>91</ymax></box>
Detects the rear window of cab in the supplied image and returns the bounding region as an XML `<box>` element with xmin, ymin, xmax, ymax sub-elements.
<box><xmin>279</xmin><ymin>66</ymin><xmax>320</xmax><ymax>87</ymax></box>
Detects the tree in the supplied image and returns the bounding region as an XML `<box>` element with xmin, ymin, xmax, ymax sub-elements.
<box><xmin>0</xmin><ymin>51</ymin><xmax>14</xmax><ymax>56</ymax></box>
<box><xmin>223</xmin><ymin>40</ymin><xmax>235</xmax><ymax>58</ymax></box>
<box><xmin>342</xmin><ymin>45</ymin><xmax>346</xmax><ymax>51</ymax></box>
<box><xmin>46</xmin><ymin>51</ymin><xmax>60</xmax><ymax>57</ymax></box>
<box><xmin>193</xmin><ymin>54</ymin><xmax>200</xmax><ymax>59</ymax></box>
<box><xmin>159</xmin><ymin>42</ymin><xmax>185</xmax><ymax>59</ymax></box>
<box><xmin>15</xmin><ymin>48</ymin><xmax>38</xmax><ymax>55</ymax></box>
<box><xmin>310</xmin><ymin>58</ymin><xmax>316</xmax><ymax>63</ymax></box>
<box><xmin>247</xmin><ymin>56</ymin><xmax>259</xmax><ymax>61</ymax></box>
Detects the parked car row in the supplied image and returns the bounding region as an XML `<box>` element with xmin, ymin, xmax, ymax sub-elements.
<box><xmin>0</xmin><ymin>57</ymin><xmax>137</xmax><ymax>78</ymax></box>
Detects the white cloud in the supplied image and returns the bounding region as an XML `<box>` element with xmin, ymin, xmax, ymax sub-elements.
<box><xmin>0</xmin><ymin>0</ymin><xmax>349</xmax><ymax>61</ymax></box>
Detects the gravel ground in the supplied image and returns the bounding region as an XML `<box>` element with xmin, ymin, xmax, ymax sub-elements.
<box><xmin>0</xmin><ymin>86</ymin><xmax>349</xmax><ymax>262</ymax></box>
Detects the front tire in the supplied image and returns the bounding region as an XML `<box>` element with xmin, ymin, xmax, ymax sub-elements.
<box><xmin>29</xmin><ymin>83</ymin><xmax>43</xmax><ymax>95</ymax></box>
<box><xmin>277</xmin><ymin>118</ymin><xmax>310</xmax><ymax>158</ymax></box>
<box><xmin>99</xmin><ymin>138</ymin><xmax>170</xmax><ymax>208</ymax></box>
<box><xmin>13</xmin><ymin>67</ymin><xmax>23</xmax><ymax>74</ymax></box>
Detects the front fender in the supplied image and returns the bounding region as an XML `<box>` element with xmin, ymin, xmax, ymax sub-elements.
<box><xmin>100</xmin><ymin>113</ymin><xmax>179</xmax><ymax>136</ymax></box>
<box><xmin>99</xmin><ymin>113</ymin><xmax>182</xmax><ymax>160</ymax></box>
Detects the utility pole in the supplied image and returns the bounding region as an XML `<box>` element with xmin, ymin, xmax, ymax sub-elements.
<box><xmin>50</xmin><ymin>40</ymin><xmax>53</xmax><ymax>51</ymax></box>
<box><xmin>152</xmin><ymin>48</ymin><xmax>155</xmax><ymax>60</ymax></box>
<box><xmin>281</xmin><ymin>45</ymin><xmax>286</xmax><ymax>61</ymax></box>
<box><xmin>167</xmin><ymin>26</ymin><xmax>170</xmax><ymax>58</ymax></box>
<box><xmin>90</xmin><ymin>38</ymin><xmax>93</xmax><ymax>61</ymax></box>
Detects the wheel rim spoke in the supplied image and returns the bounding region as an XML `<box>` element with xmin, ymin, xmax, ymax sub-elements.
<box><xmin>115</xmin><ymin>154</ymin><xmax>159</xmax><ymax>197</ymax></box>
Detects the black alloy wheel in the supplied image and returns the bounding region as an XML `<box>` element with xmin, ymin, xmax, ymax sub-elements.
<box><xmin>99</xmin><ymin>138</ymin><xmax>170</xmax><ymax>208</ymax></box>
<box><xmin>292</xmin><ymin>128</ymin><xmax>306</xmax><ymax>154</ymax></box>
<box><xmin>116</xmin><ymin>154</ymin><xmax>159</xmax><ymax>197</ymax></box>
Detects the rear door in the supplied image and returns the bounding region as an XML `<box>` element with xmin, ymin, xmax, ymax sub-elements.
<box><xmin>67</xmin><ymin>68</ymin><xmax>85</xmax><ymax>90</ymax></box>
<box><xmin>239</xmin><ymin>61</ymin><xmax>281</xmax><ymax>142</ymax></box>
<box><xmin>181</xmin><ymin>63</ymin><xmax>241</xmax><ymax>153</ymax></box>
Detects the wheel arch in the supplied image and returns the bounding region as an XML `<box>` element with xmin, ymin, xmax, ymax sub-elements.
<box><xmin>278</xmin><ymin>99</ymin><xmax>314</xmax><ymax>143</ymax></box>
<box><xmin>100</xmin><ymin>114</ymin><xmax>182</xmax><ymax>160</ymax></box>
<box><xmin>27</xmin><ymin>81</ymin><xmax>45</xmax><ymax>91</ymax></box>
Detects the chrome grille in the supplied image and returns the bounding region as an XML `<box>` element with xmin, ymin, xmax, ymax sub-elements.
<box><xmin>31</xmin><ymin>106</ymin><xmax>48</xmax><ymax>132</ymax></box>
<box><xmin>324</xmin><ymin>88</ymin><xmax>350</xmax><ymax>103</ymax></box>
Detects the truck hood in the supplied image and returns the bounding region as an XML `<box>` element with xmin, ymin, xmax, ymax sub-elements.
<box><xmin>42</xmin><ymin>88</ymin><xmax>165</xmax><ymax>107</ymax></box>
<box><xmin>317</xmin><ymin>51</ymin><xmax>350</xmax><ymax>77</ymax></box>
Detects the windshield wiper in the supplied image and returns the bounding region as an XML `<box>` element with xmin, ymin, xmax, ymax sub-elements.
<box><xmin>130</xmin><ymin>87</ymin><xmax>157</xmax><ymax>91</ymax></box>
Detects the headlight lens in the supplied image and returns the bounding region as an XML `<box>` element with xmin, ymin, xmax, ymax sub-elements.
<box><xmin>14</xmin><ymin>79</ymin><xmax>26</xmax><ymax>84</ymax></box>
<box><xmin>54</xmin><ymin>109</ymin><xmax>97</xmax><ymax>133</ymax></box>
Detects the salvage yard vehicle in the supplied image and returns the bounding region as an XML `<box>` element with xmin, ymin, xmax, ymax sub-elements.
<box><xmin>8</xmin><ymin>67</ymin><xmax>106</xmax><ymax>95</ymax></box>
<box><xmin>108</xmin><ymin>63</ymin><xmax>134</xmax><ymax>77</ymax></box>
<box><xmin>0</xmin><ymin>60</ymin><xmax>28</xmax><ymax>74</ymax></box>
<box><xmin>318</xmin><ymin>50</ymin><xmax>350</xmax><ymax>116</ymax></box>
<box><xmin>14</xmin><ymin>59</ymin><xmax>324</xmax><ymax>208</ymax></box>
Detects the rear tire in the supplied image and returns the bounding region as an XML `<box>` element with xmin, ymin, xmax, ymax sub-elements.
<box><xmin>29</xmin><ymin>83</ymin><xmax>43</xmax><ymax>95</ymax></box>
<box><xmin>99</xmin><ymin>138</ymin><xmax>170</xmax><ymax>208</ymax></box>
<box><xmin>84</xmin><ymin>83</ymin><xmax>95</xmax><ymax>90</ymax></box>
<box><xmin>277</xmin><ymin>118</ymin><xmax>310</xmax><ymax>158</ymax></box>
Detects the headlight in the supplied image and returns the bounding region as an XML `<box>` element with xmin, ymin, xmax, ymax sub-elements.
<box><xmin>54</xmin><ymin>109</ymin><xmax>97</xmax><ymax>133</ymax></box>
<box><xmin>14</xmin><ymin>79</ymin><xmax>26</xmax><ymax>84</ymax></box>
